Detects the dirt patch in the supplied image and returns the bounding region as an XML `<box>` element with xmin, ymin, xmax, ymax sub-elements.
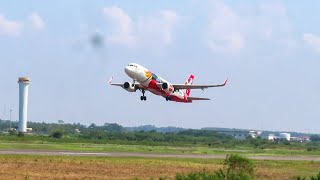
<box><xmin>0</xmin><ymin>156</ymin><xmax>220</xmax><ymax>180</ymax></box>
<box><xmin>0</xmin><ymin>156</ymin><xmax>319</xmax><ymax>179</ymax></box>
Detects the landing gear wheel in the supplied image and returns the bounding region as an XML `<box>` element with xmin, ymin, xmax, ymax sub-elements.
<box><xmin>166</xmin><ymin>97</ymin><xmax>171</xmax><ymax>101</ymax></box>
<box><xmin>140</xmin><ymin>89</ymin><xmax>147</xmax><ymax>101</ymax></box>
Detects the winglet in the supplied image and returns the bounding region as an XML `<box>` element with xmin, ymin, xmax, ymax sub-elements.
<box><xmin>223</xmin><ymin>78</ymin><xmax>228</xmax><ymax>86</ymax></box>
<box><xmin>108</xmin><ymin>77</ymin><xmax>114</xmax><ymax>84</ymax></box>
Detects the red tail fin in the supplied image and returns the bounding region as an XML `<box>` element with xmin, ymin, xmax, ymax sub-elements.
<box><xmin>184</xmin><ymin>75</ymin><xmax>195</xmax><ymax>97</ymax></box>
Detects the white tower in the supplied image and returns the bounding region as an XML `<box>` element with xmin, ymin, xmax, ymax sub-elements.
<box><xmin>18</xmin><ymin>77</ymin><xmax>30</xmax><ymax>133</ymax></box>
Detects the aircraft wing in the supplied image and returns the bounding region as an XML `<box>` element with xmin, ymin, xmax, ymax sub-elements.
<box><xmin>108</xmin><ymin>77</ymin><xmax>143</xmax><ymax>89</ymax></box>
<box><xmin>108</xmin><ymin>77</ymin><xmax>124</xmax><ymax>87</ymax></box>
<box><xmin>187</xmin><ymin>97</ymin><xmax>210</xmax><ymax>101</ymax></box>
<box><xmin>109</xmin><ymin>83</ymin><xmax>144</xmax><ymax>89</ymax></box>
<box><xmin>110</xmin><ymin>83</ymin><xmax>123</xmax><ymax>87</ymax></box>
<box><xmin>172</xmin><ymin>78</ymin><xmax>228</xmax><ymax>90</ymax></box>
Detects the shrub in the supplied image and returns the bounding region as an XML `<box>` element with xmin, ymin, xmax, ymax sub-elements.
<box><xmin>294</xmin><ymin>172</ymin><xmax>320</xmax><ymax>180</ymax></box>
<box><xmin>176</xmin><ymin>169</ymin><xmax>221</xmax><ymax>180</ymax></box>
<box><xmin>17</xmin><ymin>132</ymin><xmax>25</xmax><ymax>137</ymax></box>
<box><xmin>8</xmin><ymin>130</ymin><xmax>17</xmax><ymax>136</ymax></box>
<box><xmin>310</xmin><ymin>172</ymin><xmax>320</xmax><ymax>180</ymax></box>
<box><xmin>294</xmin><ymin>176</ymin><xmax>306</xmax><ymax>180</ymax></box>
<box><xmin>51</xmin><ymin>131</ymin><xmax>63</xmax><ymax>139</ymax></box>
<box><xmin>224</xmin><ymin>154</ymin><xmax>254</xmax><ymax>177</ymax></box>
<box><xmin>175</xmin><ymin>154</ymin><xmax>254</xmax><ymax>180</ymax></box>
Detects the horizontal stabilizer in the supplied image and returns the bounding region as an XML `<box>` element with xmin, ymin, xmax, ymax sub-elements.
<box><xmin>187</xmin><ymin>97</ymin><xmax>211</xmax><ymax>101</ymax></box>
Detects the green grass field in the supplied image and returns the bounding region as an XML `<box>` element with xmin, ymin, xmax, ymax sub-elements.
<box><xmin>1</xmin><ymin>140</ymin><xmax>320</xmax><ymax>157</ymax></box>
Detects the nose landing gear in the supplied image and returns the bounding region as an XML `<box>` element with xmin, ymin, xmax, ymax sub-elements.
<box><xmin>140</xmin><ymin>89</ymin><xmax>147</xmax><ymax>101</ymax></box>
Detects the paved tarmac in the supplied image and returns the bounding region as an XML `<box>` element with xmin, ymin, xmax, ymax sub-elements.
<box><xmin>0</xmin><ymin>149</ymin><xmax>320</xmax><ymax>161</ymax></box>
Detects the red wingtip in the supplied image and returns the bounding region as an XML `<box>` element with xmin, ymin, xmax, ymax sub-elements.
<box><xmin>224</xmin><ymin>78</ymin><xmax>228</xmax><ymax>85</ymax></box>
<box><xmin>108</xmin><ymin>77</ymin><xmax>114</xmax><ymax>84</ymax></box>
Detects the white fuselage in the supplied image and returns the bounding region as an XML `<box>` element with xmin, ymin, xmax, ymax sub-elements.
<box><xmin>124</xmin><ymin>63</ymin><xmax>187</xmax><ymax>101</ymax></box>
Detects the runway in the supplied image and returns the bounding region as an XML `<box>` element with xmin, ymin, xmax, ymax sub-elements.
<box><xmin>0</xmin><ymin>149</ymin><xmax>319</xmax><ymax>161</ymax></box>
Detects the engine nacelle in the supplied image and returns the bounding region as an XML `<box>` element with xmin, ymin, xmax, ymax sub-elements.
<box><xmin>161</xmin><ymin>82</ymin><xmax>174</xmax><ymax>93</ymax></box>
<box><xmin>123</xmin><ymin>82</ymin><xmax>136</xmax><ymax>92</ymax></box>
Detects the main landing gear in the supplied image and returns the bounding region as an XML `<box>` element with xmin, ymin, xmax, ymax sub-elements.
<box><xmin>140</xmin><ymin>89</ymin><xmax>147</xmax><ymax>101</ymax></box>
<box><xmin>165</xmin><ymin>96</ymin><xmax>171</xmax><ymax>101</ymax></box>
<box><xmin>140</xmin><ymin>96</ymin><xmax>147</xmax><ymax>101</ymax></box>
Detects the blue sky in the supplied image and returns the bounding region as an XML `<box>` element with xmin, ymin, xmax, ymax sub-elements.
<box><xmin>0</xmin><ymin>1</ymin><xmax>320</xmax><ymax>133</ymax></box>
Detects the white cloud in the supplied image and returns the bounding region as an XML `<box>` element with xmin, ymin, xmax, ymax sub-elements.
<box><xmin>102</xmin><ymin>6</ymin><xmax>179</xmax><ymax>48</ymax></box>
<box><xmin>159</xmin><ymin>10</ymin><xmax>179</xmax><ymax>44</ymax></box>
<box><xmin>208</xmin><ymin>32</ymin><xmax>245</xmax><ymax>53</ymax></box>
<box><xmin>256</xmin><ymin>2</ymin><xmax>295</xmax><ymax>47</ymax></box>
<box><xmin>303</xmin><ymin>33</ymin><xmax>320</xmax><ymax>53</ymax></box>
<box><xmin>0</xmin><ymin>14</ymin><xmax>22</xmax><ymax>36</ymax></box>
<box><xmin>205</xmin><ymin>1</ymin><xmax>295</xmax><ymax>53</ymax></box>
<box><xmin>206</xmin><ymin>1</ymin><xmax>246</xmax><ymax>53</ymax></box>
<box><xmin>136</xmin><ymin>10</ymin><xmax>179</xmax><ymax>47</ymax></box>
<box><xmin>0</xmin><ymin>12</ymin><xmax>46</xmax><ymax>37</ymax></box>
<box><xmin>29</xmin><ymin>13</ymin><xmax>45</xmax><ymax>31</ymax></box>
<box><xmin>103</xmin><ymin>6</ymin><xmax>136</xmax><ymax>46</ymax></box>
<box><xmin>160</xmin><ymin>10</ymin><xmax>179</xmax><ymax>44</ymax></box>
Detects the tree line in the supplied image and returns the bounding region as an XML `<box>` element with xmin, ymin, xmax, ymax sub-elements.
<box><xmin>0</xmin><ymin>119</ymin><xmax>320</xmax><ymax>148</ymax></box>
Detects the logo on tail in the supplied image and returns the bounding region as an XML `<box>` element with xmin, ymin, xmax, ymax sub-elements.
<box><xmin>184</xmin><ymin>75</ymin><xmax>194</xmax><ymax>97</ymax></box>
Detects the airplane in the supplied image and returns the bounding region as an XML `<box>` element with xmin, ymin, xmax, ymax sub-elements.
<box><xmin>109</xmin><ymin>63</ymin><xmax>228</xmax><ymax>103</ymax></box>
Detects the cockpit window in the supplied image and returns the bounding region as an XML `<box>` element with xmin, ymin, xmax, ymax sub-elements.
<box><xmin>128</xmin><ymin>64</ymin><xmax>137</xmax><ymax>67</ymax></box>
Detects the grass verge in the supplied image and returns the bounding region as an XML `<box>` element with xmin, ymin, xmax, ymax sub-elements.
<box><xmin>1</xmin><ymin>141</ymin><xmax>320</xmax><ymax>157</ymax></box>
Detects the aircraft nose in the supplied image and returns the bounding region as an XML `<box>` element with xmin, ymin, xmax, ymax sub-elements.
<box><xmin>124</xmin><ymin>66</ymin><xmax>134</xmax><ymax>77</ymax></box>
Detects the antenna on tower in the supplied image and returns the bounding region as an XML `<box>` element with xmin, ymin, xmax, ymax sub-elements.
<box><xmin>3</xmin><ymin>105</ymin><xmax>6</xmax><ymax>120</ymax></box>
<box><xmin>9</xmin><ymin>108</ymin><xmax>12</xmax><ymax>130</ymax></box>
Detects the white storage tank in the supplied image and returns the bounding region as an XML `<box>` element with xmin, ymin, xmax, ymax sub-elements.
<box><xmin>279</xmin><ymin>133</ymin><xmax>291</xmax><ymax>141</ymax></box>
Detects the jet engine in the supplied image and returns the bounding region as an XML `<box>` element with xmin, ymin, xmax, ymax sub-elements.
<box><xmin>161</xmin><ymin>82</ymin><xmax>174</xmax><ymax>93</ymax></box>
<box><xmin>123</xmin><ymin>82</ymin><xmax>136</xmax><ymax>92</ymax></box>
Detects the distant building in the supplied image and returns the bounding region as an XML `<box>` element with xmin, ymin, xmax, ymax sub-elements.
<box><xmin>26</xmin><ymin>128</ymin><xmax>32</xmax><ymax>133</ymax></box>
<box><xmin>268</xmin><ymin>134</ymin><xmax>276</xmax><ymax>141</ymax></box>
<box><xmin>233</xmin><ymin>132</ymin><xmax>247</xmax><ymax>140</ymax></box>
<box><xmin>279</xmin><ymin>133</ymin><xmax>291</xmax><ymax>141</ymax></box>
<box><xmin>266</xmin><ymin>133</ymin><xmax>295</xmax><ymax>141</ymax></box>
<box><xmin>290</xmin><ymin>137</ymin><xmax>298</xmax><ymax>141</ymax></box>
<box><xmin>299</xmin><ymin>136</ymin><xmax>310</xmax><ymax>141</ymax></box>
<box><xmin>74</xmin><ymin>129</ymin><xmax>81</xmax><ymax>134</ymax></box>
<box><xmin>6</xmin><ymin>128</ymin><xmax>16</xmax><ymax>131</ymax></box>
<box><xmin>292</xmin><ymin>136</ymin><xmax>310</xmax><ymax>142</ymax></box>
<box><xmin>217</xmin><ymin>130</ymin><xmax>262</xmax><ymax>140</ymax></box>
<box><xmin>249</xmin><ymin>131</ymin><xmax>262</xmax><ymax>138</ymax></box>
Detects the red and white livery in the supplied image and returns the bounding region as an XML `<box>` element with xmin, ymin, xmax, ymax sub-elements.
<box><xmin>109</xmin><ymin>63</ymin><xmax>227</xmax><ymax>103</ymax></box>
